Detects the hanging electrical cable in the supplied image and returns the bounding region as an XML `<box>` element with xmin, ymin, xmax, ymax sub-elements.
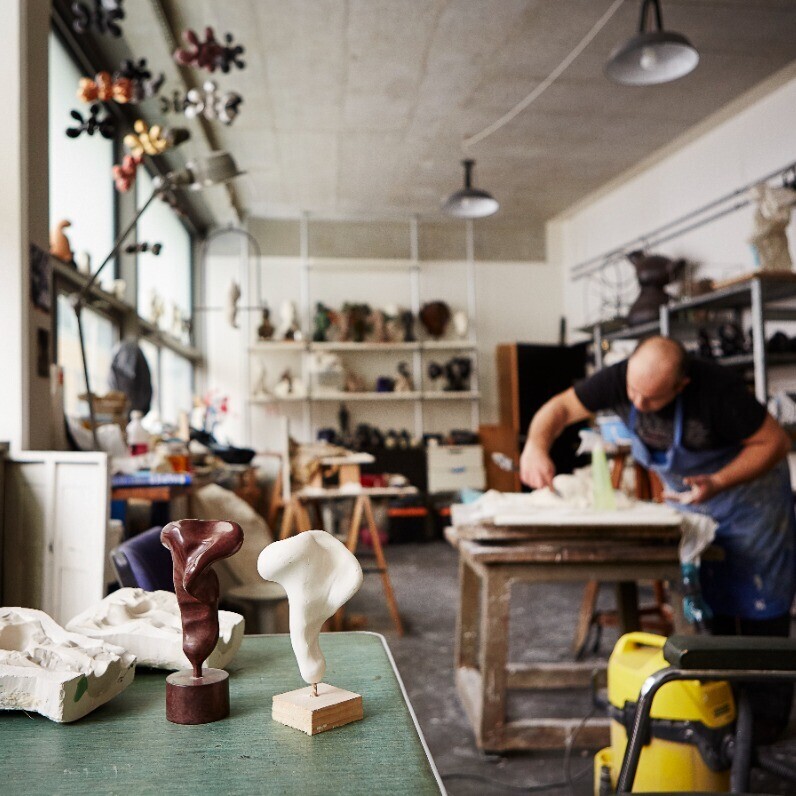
<box><xmin>462</xmin><ymin>0</ymin><xmax>626</xmax><ymax>151</ymax></box>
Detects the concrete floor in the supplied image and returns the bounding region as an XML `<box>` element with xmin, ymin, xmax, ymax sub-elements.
<box><xmin>346</xmin><ymin>540</ymin><xmax>796</xmax><ymax>795</ymax></box>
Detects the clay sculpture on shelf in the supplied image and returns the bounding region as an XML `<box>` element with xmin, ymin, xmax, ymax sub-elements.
<box><xmin>67</xmin><ymin>588</ymin><xmax>244</xmax><ymax>671</ymax></box>
<box><xmin>0</xmin><ymin>607</ymin><xmax>135</xmax><ymax>723</ymax></box>
<box><xmin>419</xmin><ymin>300</ymin><xmax>451</xmax><ymax>339</ymax></box>
<box><xmin>625</xmin><ymin>250</ymin><xmax>686</xmax><ymax>326</ymax></box>
<box><xmin>258</xmin><ymin>531</ymin><xmax>364</xmax><ymax>734</ymax></box>
<box><xmin>160</xmin><ymin>519</ymin><xmax>244</xmax><ymax>724</ymax></box>
<box><xmin>748</xmin><ymin>182</ymin><xmax>796</xmax><ymax>272</ymax></box>
<box><xmin>257</xmin><ymin>306</ymin><xmax>275</xmax><ymax>340</ymax></box>
<box><xmin>50</xmin><ymin>219</ymin><xmax>74</xmax><ymax>262</ymax></box>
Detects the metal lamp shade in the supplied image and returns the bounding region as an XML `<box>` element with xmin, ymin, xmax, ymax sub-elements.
<box><xmin>442</xmin><ymin>159</ymin><xmax>499</xmax><ymax>219</ymax></box>
<box><xmin>605</xmin><ymin>30</ymin><xmax>698</xmax><ymax>85</ymax></box>
<box><xmin>187</xmin><ymin>152</ymin><xmax>246</xmax><ymax>190</ymax></box>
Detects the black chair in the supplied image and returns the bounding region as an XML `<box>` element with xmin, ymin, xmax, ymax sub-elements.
<box><xmin>109</xmin><ymin>526</ymin><xmax>174</xmax><ymax>592</ymax></box>
<box><xmin>617</xmin><ymin>634</ymin><xmax>796</xmax><ymax>792</ymax></box>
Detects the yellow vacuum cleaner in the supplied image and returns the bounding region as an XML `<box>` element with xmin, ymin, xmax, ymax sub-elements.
<box><xmin>595</xmin><ymin>632</ymin><xmax>735</xmax><ymax>794</ymax></box>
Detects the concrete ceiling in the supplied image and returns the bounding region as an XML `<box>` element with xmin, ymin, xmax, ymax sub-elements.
<box><xmin>111</xmin><ymin>1</ymin><xmax>796</xmax><ymax>245</ymax></box>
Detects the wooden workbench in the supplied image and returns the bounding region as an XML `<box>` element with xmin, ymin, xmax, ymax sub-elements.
<box><xmin>447</xmin><ymin>519</ymin><xmax>685</xmax><ymax>753</ymax></box>
<box><xmin>0</xmin><ymin>633</ymin><xmax>443</xmax><ymax>795</ymax></box>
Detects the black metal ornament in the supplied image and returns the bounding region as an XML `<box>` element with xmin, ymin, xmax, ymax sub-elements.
<box><xmin>125</xmin><ymin>241</ymin><xmax>163</xmax><ymax>255</ymax></box>
<box><xmin>71</xmin><ymin>0</ymin><xmax>125</xmax><ymax>38</ymax></box>
<box><xmin>218</xmin><ymin>32</ymin><xmax>245</xmax><ymax>73</ymax></box>
<box><xmin>65</xmin><ymin>104</ymin><xmax>116</xmax><ymax>139</ymax></box>
<box><xmin>115</xmin><ymin>58</ymin><xmax>165</xmax><ymax>101</ymax></box>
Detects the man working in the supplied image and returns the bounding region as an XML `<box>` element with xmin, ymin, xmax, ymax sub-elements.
<box><xmin>520</xmin><ymin>336</ymin><xmax>795</xmax><ymax>735</ymax></box>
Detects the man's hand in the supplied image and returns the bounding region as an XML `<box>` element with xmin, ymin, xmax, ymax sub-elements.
<box><xmin>682</xmin><ymin>474</ymin><xmax>723</xmax><ymax>504</ymax></box>
<box><xmin>519</xmin><ymin>442</ymin><xmax>556</xmax><ymax>489</ymax></box>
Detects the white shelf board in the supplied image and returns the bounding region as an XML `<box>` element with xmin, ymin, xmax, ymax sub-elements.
<box><xmin>309</xmin><ymin>341</ymin><xmax>419</xmax><ymax>351</ymax></box>
<box><xmin>248</xmin><ymin>395</ymin><xmax>308</xmax><ymax>404</ymax></box>
<box><xmin>248</xmin><ymin>341</ymin><xmax>307</xmax><ymax>351</ymax></box>
<box><xmin>423</xmin><ymin>391</ymin><xmax>480</xmax><ymax>400</ymax></box>
<box><xmin>311</xmin><ymin>392</ymin><xmax>422</xmax><ymax>402</ymax></box>
<box><xmin>421</xmin><ymin>340</ymin><xmax>476</xmax><ymax>350</ymax></box>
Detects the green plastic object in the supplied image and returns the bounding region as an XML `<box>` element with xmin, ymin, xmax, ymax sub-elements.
<box><xmin>591</xmin><ymin>443</ymin><xmax>616</xmax><ymax>511</ymax></box>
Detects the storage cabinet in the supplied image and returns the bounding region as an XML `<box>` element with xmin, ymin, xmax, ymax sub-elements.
<box><xmin>427</xmin><ymin>444</ymin><xmax>485</xmax><ymax>494</ymax></box>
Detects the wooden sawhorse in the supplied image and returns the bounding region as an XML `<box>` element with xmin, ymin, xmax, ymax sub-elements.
<box><xmin>280</xmin><ymin>487</ymin><xmax>413</xmax><ymax>635</ymax></box>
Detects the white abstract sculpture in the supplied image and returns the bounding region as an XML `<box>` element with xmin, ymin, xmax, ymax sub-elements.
<box><xmin>258</xmin><ymin>531</ymin><xmax>364</xmax><ymax>734</ymax></box>
<box><xmin>0</xmin><ymin>607</ymin><xmax>136</xmax><ymax>723</ymax></box>
<box><xmin>226</xmin><ymin>279</ymin><xmax>242</xmax><ymax>329</ymax></box>
<box><xmin>749</xmin><ymin>182</ymin><xmax>796</xmax><ymax>272</ymax></box>
<box><xmin>66</xmin><ymin>588</ymin><xmax>244</xmax><ymax>671</ymax></box>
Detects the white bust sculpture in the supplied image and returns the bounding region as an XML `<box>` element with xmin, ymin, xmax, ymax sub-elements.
<box><xmin>257</xmin><ymin>531</ymin><xmax>363</xmax><ymax>686</ymax></box>
<box><xmin>0</xmin><ymin>607</ymin><xmax>136</xmax><ymax>722</ymax></box>
<box><xmin>749</xmin><ymin>182</ymin><xmax>796</xmax><ymax>272</ymax></box>
<box><xmin>67</xmin><ymin>588</ymin><xmax>244</xmax><ymax>671</ymax></box>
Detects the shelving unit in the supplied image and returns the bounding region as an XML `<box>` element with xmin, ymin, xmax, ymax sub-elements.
<box><xmin>587</xmin><ymin>271</ymin><xmax>796</xmax><ymax>402</ymax></box>
<box><xmin>244</xmin><ymin>217</ymin><xmax>480</xmax><ymax>441</ymax></box>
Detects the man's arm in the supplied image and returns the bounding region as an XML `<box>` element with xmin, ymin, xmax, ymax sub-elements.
<box><xmin>519</xmin><ymin>387</ymin><xmax>593</xmax><ymax>489</ymax></box>
<box><xmin>684</xmin><ymin>413</ymin><xmax>791</xmax><ymax>503</ymax></box>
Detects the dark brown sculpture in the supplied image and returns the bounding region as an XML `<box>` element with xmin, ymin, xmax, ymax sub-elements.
<box><xmin>419</xmin><ymin>301</ymin><xmax>451</xmax><ymax>339</ymax></box>
<box><xmin>161</xmin><ymin>519</ymin><xmax>244</xmax><ymax>724</ymax></box>
<box><xmin>626</xmin><ymin>250</ymin><xmax>686</xmax><ymax>326</ymax></box>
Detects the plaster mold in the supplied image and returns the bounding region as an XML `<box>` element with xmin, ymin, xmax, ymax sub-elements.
<box><xmin>257</xmin><ymin>531</ymin><xmax>363</xmax><ymax>685</ymax></box>
<box><xmin>67</xmin><ymin>588</ymin><xmax>244</xmax><ymax>671</ymax></box>
<box><xmin>0</xmin><ymin>607</ymin><xmax>135</xmax><ymax>723</ymax></box>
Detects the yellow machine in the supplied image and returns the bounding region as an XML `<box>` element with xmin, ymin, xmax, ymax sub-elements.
<box><xmin>595</xmin><ymin>632</ymin><xmax>735</xmax><ymax>794</ymax></box>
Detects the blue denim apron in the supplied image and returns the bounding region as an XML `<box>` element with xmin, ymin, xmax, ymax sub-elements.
<box><xmin>629</xmin><ymin>397</ymin><xmax>796</xmax><ymax>619</ymax></box>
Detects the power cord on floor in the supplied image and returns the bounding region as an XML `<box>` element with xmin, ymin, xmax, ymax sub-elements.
<box><xmin>440</xmin><ymin>706</ymin><xmax>596</xmax><ymax>794</ymax></box>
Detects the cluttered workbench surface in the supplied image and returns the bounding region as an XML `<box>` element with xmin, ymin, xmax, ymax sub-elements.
<box><xmin>0</xmin><ymin>633</ymin><xmax>443</xmax><ymax>796</ymax></box>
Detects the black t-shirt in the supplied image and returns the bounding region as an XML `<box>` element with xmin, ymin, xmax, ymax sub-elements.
<box><xmin>574</xmin><ymin>358</ymin><xmax>767</xmax><ymax>452</ymax></box>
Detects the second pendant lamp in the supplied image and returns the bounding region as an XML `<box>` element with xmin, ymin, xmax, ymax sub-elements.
<box><xmin>442</xmin><ymin>159</ymin><xmax>499</xmax><ymax>219</ymax></box>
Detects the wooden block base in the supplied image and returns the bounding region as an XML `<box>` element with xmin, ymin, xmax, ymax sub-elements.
<box><xmin>166</xmin><ymin>668</ymin><xmax>229</xmax><ymax>725</ymax></box>
<box><xmin>272</xmin><ymin>683</ymin><xmax>363</xmax><ymax>735</ymax></box>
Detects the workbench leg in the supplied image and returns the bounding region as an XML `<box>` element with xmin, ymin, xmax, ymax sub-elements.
<box><xmin>362</xmin><ymin>495</ymin><xmax>404</xmax><ymax>636</ymax></box>
<box><xmin>479</xmin><ymin>568</ymin><xmax>510</xmax><ymax>749</ymax></box>
<box><xmin>296</xmin><ymin>501</ymin><xmax>313</xmax><ymax>532</ymax></box>
<box><xmin>573</xmin><ymin>579</ymin><xmax>600</xmax><ymax>655</ymax></box>
<box><xmin>455</xmin><ymin>557</ymin><xmax>480</xmax><ymax>669</ymax></box>
<box><xmin>616</xmin><ymin>581</ymin><xmax>641</xmax><ymax>632</ymax></box>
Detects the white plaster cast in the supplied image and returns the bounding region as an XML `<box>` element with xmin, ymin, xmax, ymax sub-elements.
<box><xmin>257</xmin><ymin>531</ymin><xmax>363</xmax><ymax>685</ymax></box>
<box><xmin>0</xmin><ymin>607</ymin><xmax>136</xmax><ymax>723</ymax></box>
<box><xmin>67</xmin><ymin>588</ymin><xmax>244</xmax><ymax>671</ymax></box>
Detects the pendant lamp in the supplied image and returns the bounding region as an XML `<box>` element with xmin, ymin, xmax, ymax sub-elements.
<box><xmin>605</xmin><ymin>0</ymin><xmax>698</xmax><ymax>86</ymax></box>
<box><xmin>441</xmin><ymin>159</ymin><xmax>499</xmax><ymax>218</ymax></box>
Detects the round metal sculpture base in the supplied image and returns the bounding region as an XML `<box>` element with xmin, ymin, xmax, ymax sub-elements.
<box><xmin>166</xmin><ymin>668</ymin><xmax>229</xmax><ymax>725</ymax></box>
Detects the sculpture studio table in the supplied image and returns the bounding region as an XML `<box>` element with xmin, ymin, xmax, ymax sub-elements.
<box><xmin>446</xmin><ymin>516</ymin><xmax>686</xmax><ymax>752</ymax></box>
<box><xmin>0</xmin><ymin>633</ymin><xmax>444</xmax><ymax>795</ymax></box>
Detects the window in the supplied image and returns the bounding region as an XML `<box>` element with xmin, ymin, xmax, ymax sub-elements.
<box><xmin>48</xmin><ymin>33</ymin><xmax>115</xmax><ymax>285</ymax></box>
<box><xmin>56</xmin><ymin>294</ymin><xmax>119</xmax><ymax>416</ymax></box>
<box><xmin>160</xmin><ymin>348</ymin><xmax>194</xmax><ymax>426</ymax></box>
<box><xmin>136</xmin><ymin>169</ymin><xmax>192</xmax><ymax>334</ymax></box>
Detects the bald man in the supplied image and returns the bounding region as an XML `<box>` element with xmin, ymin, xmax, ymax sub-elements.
<box><xmin>520</xmin><ymin>336</ymin><xmax>796</xmax><ymax>737</ymax></box>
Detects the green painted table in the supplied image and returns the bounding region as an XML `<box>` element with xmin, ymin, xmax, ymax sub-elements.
<box><xmin>0</xmin><ymin>633</ymin><xmax>444</xmax><ymax>795</ymax></box>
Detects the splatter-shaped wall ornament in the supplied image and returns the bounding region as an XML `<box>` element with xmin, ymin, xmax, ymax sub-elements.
<box><xmin>71</xmin><ymin>0</ymin><xmax>125</xmax><ymax>37</ymax></box>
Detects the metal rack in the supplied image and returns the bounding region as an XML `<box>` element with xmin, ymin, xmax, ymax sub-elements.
<box><xmin>587</xmin><ymin>272</ymin><xmax>796</xmax><ymax>402</ymax></box>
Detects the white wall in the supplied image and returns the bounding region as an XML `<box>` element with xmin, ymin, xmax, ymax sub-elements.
<box><xmin>551</xmin><ymin>66</ymin><xmax>796</xmax><ymax>335</ymax></box>
<box><xmin>202</xmin><ymin>252</ymin><xmax>561</xmax><ymax>447</ymax></box>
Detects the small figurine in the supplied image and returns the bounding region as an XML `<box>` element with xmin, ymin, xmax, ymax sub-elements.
<box><xmin>258</xmin><ymin>532</ymin><xmax>364</xmax><ymax>735</ymax></box>
<box><xmin>252</xmin><ymin>360</ymin><xmax>269</xmax><ymax>398</ymax></box>
<box><xmin>50</xmin><ymin>220</ymin><xmax>73</xmax><ymax>262</ymax></box>
<box><xmin>343</xmin><ymin>303</ymin><xmax>371</xmax><ymax>343</ymax></box>
<box><xmin>369</xmin><ymin>308</ymin><xmax>388</xmax><ymax>343</ymax></box>
<box><xmin>399</xmin><ymin>309</ymin><xmax>416</xmax><ymax>342</ymax></box>
<box><xmin>257</xmin><ymin>306</ymin><xmax>274</xmax><ymax>340</ymax></box>
<box><xmin>161</xmin><ymin>519</ymin><xmax>244</xmax><ymax>724</ymax></box>
<box><xmin>274</xmin><ymin>368</ymin><xmax>306</xmax><ymax>398</ymax></box>
<box><xmin>226</xmin><ymin>280</ymin><xmax>241</xmax><ymax>329</ymax></box>
<box><xmin>149</xmin><ymin>289</ymin><xmax>165</xmax><ymax>326</ymax></box>
<box><xmin>275</xmin><ymin>300</ymin><xmax>301</xmax><ymax>340</ymax></box>
<box><xmin>453</xmin><ymin>310</ymin><xmax>469</xmax><ymax>339</ymax></box>
<box><xmin>343</xmin><ymin>366</ymin><xmax>366</xmax><ymax>393</ymax></box>
<box><xmin>419</xmin><ymin>301</ymin><xmax>451</xmax><ymax>339</ymax></box>
<box><xmin>313</xmin><ymin>302</ymin><xmax>333</xmax><ymax>342</ymax></box>
<box><xmin>749</xmin><ymin>182</ymin><xmax>796</xmax><ymax>272</ymax></box>
<box><xmin>394</xmin><ymin>361</ymin><xmax>413</xmax><ymax>392</ymax></box>
<box><xmin>427</xmin><ymin>361</ymin><xmax>443</xmax><ymax>391</ymax></box>
<box><xmin>443</xmin><ymin>356</ymin><xmax>472</xmax><ymax>391</ymax></box>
